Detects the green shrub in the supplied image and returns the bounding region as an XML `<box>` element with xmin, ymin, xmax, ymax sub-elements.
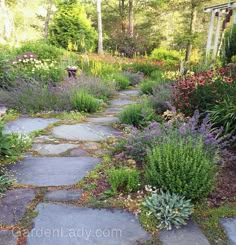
<box><xmin>140</xmin><ymin>79</ymin><xmax>157</xmax><ymax>94</ymax></box>
<box><xmin>119</xmin><ymin>103</ymin><xmax>155</xmax><ymax>127</ymax></box>
<box><xmin>16</xmin><ymin>41</ymin><xmax>65</xmax><ymax>61</ymax></box>
<box><xmin>126</xmin><ymin>62</ymin><xmax>161</xmax><ymax>76</ymax></box>
<box><xmin>151</xmin><ymin>48</ymin><xmax>182</xmax><ymax>62</ymax></box>
<box><xmin>209</xmin><ymin>98</ymin><xmax>236</xmax><ymax>135</ymax></box>
<box><xmin>143</xmin><ymin>191</ymin><xmax>193</xmax><ymax>230</ymax></box>
<box><xmin>0</xmin><ymin>175</ymin><xmax>12</xmax><ymax>195</ymax></box>
<box><xmin>144</xmin><ymin>136</ymin><xmax>216</xmax><ymax>200</ymax></box>
<box><xmin>150</xmin><ymin>70</ymin><xmax>163</xmax><ymax>80</ymax></box>
<box><xmin>70</xmin><ymin>90</ymin><xmax>100</xmax><ymax>113</ymax></box>
<box><xmin>107</xmin><ymin>167</ymin><xmax>140</xmax><ymax>193</ymax></box>
<box><xmin>0</xmin><ymin>122</ymin><xmax>14</xmax><ymax>159</ymax></box>
<box><xmin>222</xmin><ymin>25</ymin><xmax>236</xmax><ymax>64</ymax></box>
<box><xmin>49</xmin><ymin>1</ymin><xmax>97</xmax><ymax>52</ymax></box>
<box><xmin>111</xmin><ymin>73</ymin><xmax>130</xmax><ymax>90</ymax></box>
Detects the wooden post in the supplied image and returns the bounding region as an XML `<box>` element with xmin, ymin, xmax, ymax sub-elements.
<box><xmin>206</xmin><ymin>10</ymin><xmax>215</xmax><ymax>61</ymax></box>
<box><xmin>213</xmin><ymin>11</ymin><xmax>222</xmax><ymax>59</ymax></box>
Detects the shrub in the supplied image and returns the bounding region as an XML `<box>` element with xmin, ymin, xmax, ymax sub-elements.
<box><xmin>144</xmin><ymin>136</ymin><xmax>216</xmax><ymax>200</ymax></box>
<box><xmin>0</xmin><ymin>122</ymin><xmax>14</xmax><ymax>159</ymax></box>
<box><xmin>70</xmin><ymin>90</ymin><xmax>100</xmax><ymax>113</ymax></box>
<box><xmin>119</xmin><ymin>103</ymin><xmax>155</xmax><ymax>127</ymax></box>
<box><xmin>108</xmin><ymin>73</ymin><xmax>130</xmax><ymax>90</ymax></box>
<box><xmin>11</xmin><ymin>54</ymin><xmax>65</xmax><ymax>84</ymax></box>
<box><xmin>143</xmin><ymin>191</ymin><xmax>193</xmax><ymax>230</ymax></box>
<box><xmin>151</xmin><ymin>48</ymin><xmax>182</xmax><ymax>62</ymax></box>
<box><xmin>127</xmin><ymin>62</ymin><xmax>161</xmax><ymax>76</ymax></box>
<box><xmin>49</xmin><ymin>1</ymin><xmax>97</xmax><ymax>52</ymax></box>
<box><xmin>65</xmin><ymin>75</ymin><xmax>117</xmax><ymax>101</ymax></box>
<box><xmin>122</xmin><ymin>71</ymin><xmax>144</xmax><ymax>86</ymax></box>
<box><xmin>0</xmin><ymin>81</ymin><xmax>70</xmax><ymax>113</ymax></box>
<box><xmin>140</xmin><ymin>79</ymin><xmax>157</xmax><ymax>94</ymax></box>
<box><xmin>107</xmin><ymin>167</ymin><xmax>140</xmax><ymax>193</ymax></box>
<box><xmin>149</xmin><ymin>83</ymin><xmax>174</xmax><ymax>114</ymax></box>
<box><xmin>209</xmin><ymin>97</ymin><xmax>236</xmax><ymax>135</ymax></box>
<box><xmin>222</xmin><ymin>25</ymin><xmax>236</xmax><ymax>64</ymax></box>
<box><xmin>173</xmin><ymin>67</ymin><xmax>236</xmax><ymax>116</ymax></box>
<box><xmin>116</xmin><ymin>111</ymin><xmax>224</xmax><ymax>167</ymax></box>
<box><xmin>16</xmin><ymin>41</ymin><xmax>65</xmax><ymax>61</ymax></box>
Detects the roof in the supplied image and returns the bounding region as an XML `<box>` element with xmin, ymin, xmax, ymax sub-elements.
<box><xmin>204</xmin><ymin>1</ymin><xmax>236</xmax><ymax>12</ymax></box>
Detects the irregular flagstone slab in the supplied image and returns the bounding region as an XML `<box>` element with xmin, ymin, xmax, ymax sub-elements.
<box><xmin>52</xmin><ymin>123</ymin><xmax>118</xmax><ymax>141</ymax></box>
<box><xmin>159</xmin><ymin>221</ymin><xmax>210</xmax><ymax>245</ymax></box>
<box><xmin>27</xmin><ymin>203</ymin><xmax>150</xmax><ymax>245</ymax></box>
<box><xmin>104</xmin><ymin>107</ymin><xmax>123</xmax><ymax>115</ymax></box>
<box><xmin>4</xmin><ymin>118</ymin><xmax>59</xmax><ymax>135</ymax></box>
<box><xmin>0</xmin><ymin>230</ymin><xmax>17</xmax><ymax>245</ymax></box>
<box><xmin>8</xmin><ymin>157</ymin><xmax>101</xmax><ymax>187</ymax></box>
<box><xmin>87</xmin><ymin>117</ymin><xmax>119</xmax><ymax>124</ymax></box>
<box><xmin>32</xmin><ymin>144</ymin><xmax>79</xmax><ymax>155</ymax></box>
<box><xmin>45</xmin><ymin>190</ymin><xmax>82</xmax><ymax>202</ymax></box>
<box><xmin>220</xmin><ymin>218</ymin><xmax>236</xmax><ymax>245</ymax></box>
<box><xmin>33</xmin><ymin>135</ymin><xmax>57</xmax><ymax>144</ymax></box>
<box><xmin>0</xmin><ymin>189</ymin><xmax>37</xmax><ymax>225</ymax></box>
<box><xmin>110</xmin><ymin>99</ymin><xmax>135</xmax><ymax>107</ymax></box>
<box><xmin>69</xmin><ymin>148</ymin><xmax>89</xmax><ymax>157</ymax></box>
<box><xmin>120</xmin><ymin>90</ymin><xmax>139</xmax><ymax>96</ymax></box>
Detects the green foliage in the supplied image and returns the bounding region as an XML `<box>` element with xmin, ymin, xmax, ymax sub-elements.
<box><xmin>0</xmin><ymin>122</ymin><xmax>14</xmax><ymax>159</ymax></box>
<box><xmin>109</xmin><ymin>73</ymin><xmax>130</xmax><ymax>90</ymax></box>
<box><xmin>151</xmin><ymin>48</ymin><xmax>182</xmax><ymax>62</ymax></box>
<box><xmin>144</xmin><ymin>136</ymin><xmax>216</xmax><ymax>201</ymax></box>
<box><xmin>143</xmin><ymin>191</ymin><xmax>193</xmax><ymax>230</ymax></box>
<box><xmin>107</xmin><ymin>167</ymin><xmax>140</xmax><ymax>193</ymax></box>
<box><xmin>119</xmin><ymin>103</ymin><xmax>155</xmax><ymax>127</ymax></box>
<box><xmin>70</xmin><ymin>90</ymin><xmax>100</xmax><ymax>113</ymax></box>
<box><xmin>222</xmin><ymin>25</ymin><xmax>236</xmax><ymax>64</ymax></box>
<box><xmin>16</xmin><ymin>41</ymin><xmax>65</xmax><ymax>61</ymax></box>
<box><xmin>0</xmin><ymin>175</ymin><xmax>12</xmax><ymax>195</ymax></box>
<box><xmin>140</xmin><ymin>79</ymin><xmax>157</xmax><ymax>94</ymax></box>
<box><xmin>209</xmin><ymin>98</ymin><xmax>236</xmax><ymax>135</ymax></box>
<box><xmin>0</xmin><ymin>121</ymin><xmax>32</xmax><ymax>162</ymax></box>
<box><xmin>49</xmin><ymin>1</ymin><xmax>97</xmax><ymax>52</ymax></box>
<box><xmin>126</xmin><ymin>62</ymin><xmax>161</xmax><ymax>76</ymax></box>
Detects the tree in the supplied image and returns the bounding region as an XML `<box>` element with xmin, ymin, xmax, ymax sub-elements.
<box><xmin>0</xmin><ymin>0</ymin><xmax>13</xmax><ymax>41</ymax></box>
<box><xmin>97</xmin><ymin>0</ymin><xmax>103</xmax><ymax>54</ymax></box>
<box><xmin>49</xmin><ymin>0</ymin><xmax>97</xmax><ymax>52</ymax></box>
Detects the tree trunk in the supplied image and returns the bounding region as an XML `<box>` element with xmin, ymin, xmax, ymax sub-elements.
<box><xmin>128</xmin><ymin>0</ymin><xmax>134</xmax><ymax>37</ymax></box>
<box><xmin>44</xmin><ymin>0</ymin><xmax>53</xmax><ymax>40</ymax></box>
<box><xmin>97</xmin><ymin>0</ymin><xmax>104</xmax><ymax>55</ymax></box>
<box><xmin>185</xmin><ymin>6</ymin><xmax>197</xmax><ymax>62</ymax></box>
<box><xmin>119</xmin><ymin>0</ymin><xmax>126</xmax><ymax>32</ymax></box>
<box><xmin>1</xmin><ymin>0</ymin><xmax>12</xmax><ymax>40</ymax></box>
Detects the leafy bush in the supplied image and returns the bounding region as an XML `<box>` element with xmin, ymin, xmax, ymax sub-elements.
<box><xmin>16</xmin><ymin>41</ymin><xmax>65</xmax><ymax>61</ymax></box>
<box><xmin>140</xmin><ymin>79</ymin><xmax>157</xmax><ymax>94</ymax></box>
<box><xmin>0</xmin><ymin>175</ymin><xmax>12</xmax><ymax>195</ymax></box>
<box><xmin>119</xmin><ymin>103</ymin><xmax>155</xmax><ymax>127</ymax></box>
<box><xmin>149</xmin><ymin>83</ymin><xmax>174</xmax><ymax>114</ymax></box>
<box><xmin>173</xmin><ymin>67</ymin><xmax>236</xmax><ymax>116</ymax></box>
<box><xmin>122</xmin><ymin>71</ymin><xmax>144</xmax><ymax>86</ymax></box>
<box><xmin>222</xmin><ymin>25</ymin><xmax>236</xmax><ymax>64</ymax></box>
<box><xmin>49</xmin><ymin>1</ymin><xmax>97</xmax><ymax>52</ymax></box>
<box><xmin>11</xmin><ymin>53</ymin><xmax>65</xmax><ymax>84</ymax></box>
<box><xmin>209</xmin><ymin>97</ymin><xmax>236</xmax><ymax>135</ymax></box>
<box><xmin>70</xmin><ymin>90</ymin><xmax>100</xmax><ymax>113</ymax></box>
<box><xmin>151</xmin><ymin>48</ymin><xmax>182</xmax><ymax>62</ymax></box>
<box><xmin>126</xmin><ymin>62</ymin><xmax>161</xmax><ymax>76</ymax></box>
<box><xmin>104</xmin><ymin>73</ymin><xmax>130</xmax><ymax>90</ymax></box>
<box><xmin>117</xmin><ymin>111</ymin><xmax>223</xmax><ymax>169</ymax></box>
<box><xmin>107</xmin><ymin>167</ymin><xmax>140</xmax><ymax>193</ymax></box>
<box><xmin>144</xmin><ymin>136</ymin><xmax>216</xmax><ymax>200</ymax></box>
<box><xmin>0</xmin><ymin>81</ymin><xmax>70</xmax><ymax>113</ymax></box>
<box><xmin>143</xmin><ymin>191</ymin><xmax>193</xmax><ymax>230</ymax></box>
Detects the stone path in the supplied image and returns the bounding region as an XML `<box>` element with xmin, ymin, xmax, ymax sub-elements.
<box><xmin>1</xmin><ymin>88</ymin><xmax>236</xmax><ymax>245</ymax></box>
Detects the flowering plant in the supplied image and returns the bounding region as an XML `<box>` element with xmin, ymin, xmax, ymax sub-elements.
<box><xmin>173</xmin><ymin>66</ymin><xmax>236</xmax><ymax>115</ymax></box>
